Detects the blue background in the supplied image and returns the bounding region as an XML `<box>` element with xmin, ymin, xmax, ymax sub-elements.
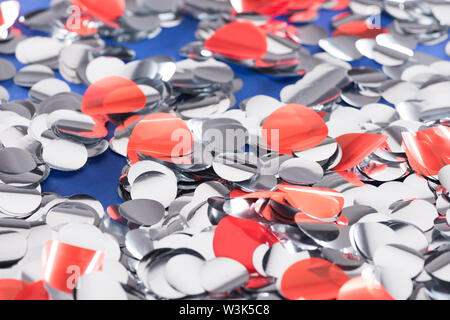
<box><xmin>3</xmin><ymin>0</ymin><xmax>449</xmax><ymax>208</ymax></box>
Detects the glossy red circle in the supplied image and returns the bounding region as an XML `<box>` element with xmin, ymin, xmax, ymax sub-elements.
<box><xmin>332</xmin><ymin>20</ymin><xmax>388</xmax><ymax>38</ymax></box>
<box><xmin>279</xmin><ymin>258</ymin><xmax>349</xmax><ymax>300</ymax></box>
<box><xmin>213</xmin><ymin>216</ymin><xmax>278</xmax><ymax>273</ymax></box>
<box><xmin>14</xmin><ymin>281</ymin><xmax>49</xmax><ymax>300</ymax></box>
<box><xmin>278</xmin><ymin>184</ymin><xmax>344</xmax><ymax>221</ymax></box>
<box><xmin>127</xmin><ymin>113</ymin><xmax>194</xmax><ymax>164</ymax></box>
<box><xmin>0</xmin><ymin>279</ymin><xmax>29</xmax><ymax>300</ymax></box>
<box><xmin>69</xmin><ymin>0</ymin><xmax>124</xmax><ymax>22</ymax></box>
<box><xmin>230</xmin><ymin>0</ymin><xmax>288</xmax><ymax>14</ymax></box>
<box><xmin>42</xmin><ymin>240</ymin><xmax>104</xmax><ymax>293</ymax></box>
<box><xmin>81</xmin><ymin>76</ymin><xmax>146</xmax><ymax>116</ymax></box>
<box><xmin>205</xmin><ymin>21</ymin><xmax>268</xmax><ymax>60</ymax></box>
<box><xmin>402</xmin><ymin>125</ymin><xmax>450</xmax><ymax>176</ymax></box>
<box><xmin>331</xmin><ymin>0</ymin><xmax>350</xmax><ymax>10</ymax></box>
<box><xmin>333</xmin><ymin>133</ymin><xmax>388</xmax><ymax>171</ymax></box>
<box><xmin>262</xmin><ymin>103</ymin><xmax>328</xmax><ymax>155</ymax></box>
<box><xmin>337</xmin><ymin>276</ymin><xmax>394</xmax><ymax>300</ymax></box>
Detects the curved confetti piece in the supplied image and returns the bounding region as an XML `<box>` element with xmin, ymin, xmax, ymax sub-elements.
<box><xmin>0</xmin><ymin>279</ymin><xmax>29</xmax><ymax>300</ymax></box>
<box><xmin>127</xmin><ymin>113</ymin><xmax>193</xmax><ymax>164</ymax></box>
<box><xmin>337</xmin><ymin>276</ymin><xmax>394</xmax><ymax>300</ymax></box>
<box><xmin>15</xmin><ymin>281</ymin><xmax>50</xmax><ymax>300</ymax></box>
<box><xmin>230</xmin><ymin>0</ymin><xmax>290</xmax><ymax>15</ymax></box>
<box><xmin>65</xmin><ymin>15</ymin><xmax>98</xmax><ymax>36</ymax></box>
<box><xmin>81</xmin><ymin>76</ymin><xmax>146</xmax><ymax>115</ymax></box>
<box><xmin>278</xmin><ymin>184</ymin><xmax>344</xmax><ymax>221</ymax></box>
<box><xmin>213</xmin><ymin>215</ymin><xmax>278</xmax><ymax>273</ymax></box>
<box><xmin>262</xmin><ymin>103</ymin><xmax>328</xmax><ymax>155</ymax></box>
<box><xmin>42</xmin><ymin>240</ymin><xmax>104</xmax><ymax>293</ymax></box>
<box><xmin>332</xmin><ymin>20</ymin><xmax>388</xmax><ymax>38</ymax></box>
<box><xmin>333</xmin><ymin>133</ymin><xmax>388</xmax><ymax>171</ymax></box>
<box><xmin>69</xmin><ymin>0</ymin><xmax>125</xmax><ymax>23</ymax></box>
<box><xmin>279</xmin><ymin>257</ymin><xmax>349</xmax><ymax>300</ymax></box>
<box><xmin>402</xmin><ymin>125</ymin><xmax>450</xmax><ymax>177</ymax></box>
<box><xmin>205</xmin><ymin>21</ymin><xmax>268</xmax><ymax>60</ymax></box>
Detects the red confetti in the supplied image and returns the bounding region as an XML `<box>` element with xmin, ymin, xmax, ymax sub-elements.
<box><xmin>42</xmin><ymin>240</ymin><xmax>104</xmax><ymax>293</ymax></box>
<box><xmin>333</xmin><ymin>133</ymin><xmax>388</xmax><ymax>171</ymax></box>
<box><xmin>262</xmin><ymin>103</ymin><xmax>328</xmax><ymax>155</ymax></box>
<box><xmin>213</xmin><ymin>216</ymin><xmax>278</xmax><ymax>273</ymax></box>
<box><xmin>81</xmin><ymin>76</ymin><xmax>146</xmax><ymax>116</ymax></box>
<box><xmin>337</xmin><ymin>276</ymin><xmax>394</xmax><ymax>300</ymax></box>
<box><xmin>279</xmin><ymin>258</ymin><xmax>349</xmax><ymax>300</ymax></box>
<box><xmin>14</xmin><ymin>281</ymin><xmax>50</xmax><ymax>300</ymax></box>
<box><xmin>69</xmin><ymin>0</ymin><xmax>124</xmax><ymax>24</ymax></box>
<box><xmin>0</xmin><ymin>279</ymin><xmax>29</xmax><ymax>300</ymax></box>
<box><xmin>205</xmin><ymin>21</ymin><xmax>268</xmax><ymax>60</ymax></box>
<box><xmin>402</xmin><ymin>125</ymin><xmax>450</xmax><ymax>176</ymax></box>
<box><xmin>332</xmin><ymin>20</ymin><xmax>388</xmax><ymax>38</ymax></box>
<box><xmin>278</xmin><ymin>184</ymin><xmax>344</xmax><ymax>221</ymax></box>
<box><xmin>127</xmin><ymin>113</ymin><xmax>194</xmax><ymax>164</ymax></box>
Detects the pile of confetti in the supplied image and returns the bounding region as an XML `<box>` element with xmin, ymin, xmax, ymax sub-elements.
<box><xmin>0</xmin><ymin>0</ymin><xmax>449</xmax><ymax>300</ymax></box>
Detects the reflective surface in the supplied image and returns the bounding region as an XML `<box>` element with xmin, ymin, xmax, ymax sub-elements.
<box><xmin>0</xmin><ymin>0</ymin><xmax>448</xmax><ymax>301</ymax></box>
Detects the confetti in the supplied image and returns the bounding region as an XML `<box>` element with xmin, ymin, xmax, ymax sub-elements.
<box><xmin>0</xmin><ymin>0</ymin><xmax>448</xmax><ymax>301</ymax></box>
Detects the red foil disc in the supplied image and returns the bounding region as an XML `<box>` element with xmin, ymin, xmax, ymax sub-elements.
<box><xmin>337</xmin><ymin>276</ymin><xmax>394</xmax><ymax>300</ymax></box>
<box><xmin>402</xmin><ymin>125</ymin><xmax>450</xmax><ymax>176</ymax></box>
<box><xmin>127</xmin><ymin>113</ymin><xmax>194</xmax><ymax>164</ymax></box>
<box><xmin>69</xmin><ymin>0</ymin><xmax>125</xmax><ymax>23</ymax></box>
<box><xmin>204</xmin><ymin>21</ymin><xmax>268</xmax><ymax>60</ymax></box>
<box><xmin>230</xmin><ymin>0</ymin><xmax>289</xmax><ymax>15</ymax></box>
<box><xmin>81</xmin><ymin>76</ymin><xmax>146</xmax><ymax>116</ymax></box>
<box><xmin>331</xmin><ymin>0</ymin><xmax>350</xmax><ymax>10</ymax></box>
<box><xmin>213</xmin><ymin>215</ymin><xmax>278</xmax><ymax>273</ymax></box>
<box><xmin>278</xmin><ymin>184</ymin><xmax>344</xmax><ymax>221</ymax></box>
<box><xmin>279</xmin><ymin>257</ymin><xmax>349</xmax><ymax>300</ymax></box>
<box><xmin>41</xmin><ymin>240</ymin><xmax>104</xmax><ymax>293</ymax></box>
<box><xmin>262</xmin><ymin>103</ymin><xmax>328</xmax><ymax>155</ymax></box>
<box><xmin>332</xmin><ymin>20</ymin><xmax>388</xmax><ymax>38</ymax></box>
<box><xmin>333</xmin><ymin>133</ymin><xmax>388</xmax><ymax>171</ymax></box>
<box><xmin>0</xmin><ymin>279</ymin><xmax>29</xmax><ymax>300</ymax></box>
<box><xmin>14</xmin><ymin>281</ymin><xmax>50</xmax><ymax>300</ymax></box>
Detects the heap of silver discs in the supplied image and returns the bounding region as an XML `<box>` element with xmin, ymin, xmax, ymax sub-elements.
<box><xmin>107</xmin><ymin>56</ymin><xmax>242</xmax><ymax>156</ymax></box>
<box><xmin>351</xmin><ymin>0</ymin><xmax>450</xmax><ymax>46</ymax></box>
<box><xmin>180</xmin><ymin>14</ymin><xmax>328</xmax><ymax>77</ymax></box>
<box><xmin>0</xmin><ymin>0</ymin><xmax>449</xmax><ymax>301</ymax></box>
<box><xmin>0</xmin><ymin>4</ymin><xmax>112</xmax><ymax>221</ymax></box>
<box><xmin>183</xmin><ymin>0</ymin><xmax>232</xmax><ymax>20</ymax></box>
<box><xmin>21</xmin><ymin>0</ymin><xmax>184</xmax><ymax>43</ymax></box>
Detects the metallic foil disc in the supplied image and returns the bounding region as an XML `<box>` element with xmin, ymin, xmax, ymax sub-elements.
<box><xmin>118</xmin><ymin>199</ymin><xmax>165</xmax><ymax>226</ymax></box>
<box><xmin>318</xmin><ymin>36</ymin><xmax>362</xmax><ymax>61</ymax></box>
<box><xmin>349</xmin><ymin>222</ymin><xmax>398</xmax><ymax>260</ymax></box>
<box><xmin>278</xmin><ymin>158</ymin><xmax>324</xmax><ymax>185</ymax></box>
<box><xmin>13</xmin><ymin>64</ymin><xmax>54</xmax><ymax>87</ymax></box>
<box><xmin>0</xmin><ymin>58</ymin><xmax>16</xmax><ymax>81</ymax></box>
<box><xmin>29</xmin><ymin>78</ymin><xmax>71</xmax><ymax>103</ymax></box>
<box><xmin>199</xmin><ymin>257</ymin><xmax>249</xmax><ymax>293</ymax></box>
<box><xmin>75</xmin><ymin>272</ymin><xmax>128</xmax><ymax>300</ymax></box>
<box><xmin>41</xmin><ymin>138</ymin><xmax>88</xmax><ymax>171</ymax></box>
<box><xmin>15</xmin><ymin>36</ymin><xmax>62</xmax><ymax>66</ymax></box>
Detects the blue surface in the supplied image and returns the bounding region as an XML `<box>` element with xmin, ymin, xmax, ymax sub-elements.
<box><xmin>3</xmin><ymin>0</ymin><xmax>449</xmax><ymax>208</ymax></box>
